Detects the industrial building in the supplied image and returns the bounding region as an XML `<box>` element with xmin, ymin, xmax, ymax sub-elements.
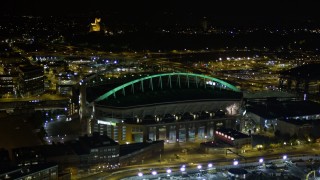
<box><xmin>244</xmin><ymin>99</ymin><xmax>320</xmax><ymax>137</ymax></box>
<box><xmin>12</xmin><ymin>133</ymin><xmax>119</xmax><ymax>170</ymax></box>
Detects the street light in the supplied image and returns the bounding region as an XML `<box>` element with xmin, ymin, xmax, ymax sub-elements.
<box><xmin>259</xmin><ymin>158</ymin><xmax>264</xmax><ymax>163</ymax></box>
<box><xmin>166</xmin><ymin>169</ymin><xmax>172</xmax><ymax>174</ymax></box>
<box><xmin>138</xmin><ymin>172</ymin><xmax>143</xmax><ymax>177</ymax></box>
<box><xmin>180</xmin><ymin>165</ymin><xmax>186</xmax><ymax>172</ymax></box>
<box><xmin>166</xmin><ymin>168</ymin><xmax>172</xmax><ymax>177</ymax></box>
<box><xmin>152</xmin><ymin>170</ymin><xmax>157</xmax><ymax>175</ymax></box>
<box><xmin>208</xmin><ymin>163</ymin><xmax>213</xmax><ymax>168</ymax></box>
<box><xmin>233</xmin><ymin>160</ymin><xmax>239</xmax><ymax>166</ymax></box>
<box><xmin>283</xmin><ymin>155</ymin><xmax>287</xmax><ymax>161</ymax></box>
<box><xmin>197</xmin><ymin>165</ymin><xmax>202</xmax><ymax>170</ymax></box>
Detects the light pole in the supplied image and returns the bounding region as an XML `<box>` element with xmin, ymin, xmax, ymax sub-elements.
<box><xmin>151</xmin><ymin>170</ymin><xmax>157</xmax><ymax>175</ymax></box>
<box><xmin>259</xmin><ymin>158</ymin><xmax>264</xmax><ymax>168</ymax></box>
<box><xmin>283</xmin><ymin>155</ymin><xmax>287</xmax><ymax>161</ymax></box>
<box><xmin>207</xmin><ymin>163</ymin><xmax>215</xmax><ymax>174</ymax></box>
<box><xmin>233</xmin><ymin>160</ymin><xmax>239</xmax><ymax>166</ymax></box>
<box><xmin>166</xmin><ymin>168</ymin><xmax>172</xmax><ymax>177</ymax></box>
<box><xmin>180</xmin><ymin>165</ymin><xmax>186</xmax><ymax>174</ymax></box>
<box><xmin>259</xmin><ymin>158</ymin><xmax>264</xmax><ymax>163</ymax></box>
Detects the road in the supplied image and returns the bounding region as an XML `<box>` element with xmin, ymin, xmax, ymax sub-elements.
<box><xmin>77</xmin><ymin>142</ymin><xmax>320</xmax><ymax>180</ymax></box>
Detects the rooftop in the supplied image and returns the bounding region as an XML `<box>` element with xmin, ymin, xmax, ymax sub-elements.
<box><xmin>12</xmin><ymin>144</ymin><xmax>74</xmax><ymax>158</ymax></box>
<box><xmin>243</xmin><ymin>90</ymin><xmax>297</xmax><ymax>99</ymax></box>
<box><xmin>120</xmin><ymin>141</ymin><xmax>163</xmax><ymax>157</ymax></box>
<box><xmin>13</xmin><ymin>133</ymin><xmax>119</xmax><ymax>157</ymax></box>
<box><xmin>281</xmin><ymin>63</ymin><xmax>320</xmax><ymax>79</ymax></box>
<box><xmin>0</xmin><ymin>163</ymin><xmax>57</xmax><ymax>179</ymax></box>
<box><xmin>216</xmin><ymin>127</ymin><xmax>250</xmax><ymax>139</ymax></box>
<box><xmin>246</xmin><ymin>100</ymin><xmax>320</xmax><ymax>119</ymax></box>
<box><xmin>96</xmin><ymin>88</ymin><xmax>242</xmax><ymax>108</ymax></box>
<box><xmin>69</xmin><ymin>133</ymin><xmax>119</xmax><ymax>155</ymax></box>
<box><xmin>279</xmin><ymin>118</ymin><xmax>320</xmax><ymax>126</ymax></box>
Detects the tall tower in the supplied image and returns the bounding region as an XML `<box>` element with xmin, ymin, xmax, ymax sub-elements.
<box><xmin>89</xmin><ymin>18</ymin><xmax>101</xmax><ymax>32</ymax></box>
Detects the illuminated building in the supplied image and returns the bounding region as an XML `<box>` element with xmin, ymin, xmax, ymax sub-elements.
<box><xmin>89</xmin><ymin>73</ymin><xmax>243</xmax><ymax>144</ymax></box>
<box><xmin>214</xmin><ymin>128</ymin><xmax>251</xmax><ymax>148</ymax></box>
<box><xmin>12</xmin><ymin>133</ymin><xmax>119</xmax><ymax>170</ymax></box>
<box><xmin>0</xmin><ymin>163</ymin><xmax>58</xmax><ymax>180</ymax></box>
<box><xmin>244</xmin><ymin>99</ymin><xmax>320</xmax><ymax>134</ymax></box>
<box><xmin>18</xmin><ymin>65</ymin><xmax>44</xmax><ymax>96</ymax></box>
<box><xmin>89</xmin><ymin>18</ymin><xmax>101</xmax><ymax>32</ymax></box>
<box><xmin>0</xmin><ymin>75</ymin><xmax>18</xmax><ymax>97</ymax></box>
<box><xmin>56</xmin><ymin>71</ymin><xmax>79</xmax><ymax>96</ymax></box>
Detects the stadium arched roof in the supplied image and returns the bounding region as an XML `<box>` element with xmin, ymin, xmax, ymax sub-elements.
<box><xmin>95</xmin><ymin>72</ymin><xmax>241</xmax><ymax>102</ymax></box>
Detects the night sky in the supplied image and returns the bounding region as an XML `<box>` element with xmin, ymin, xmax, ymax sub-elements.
<box><xmin>3</xmin><ymin>0</ymin><xmax>320</xmax><ymax>17</ymax></box>
<box><xmin>0</xmin><ymin>0</ymin><xmax>319</xmax><ymax>29</ymax></box>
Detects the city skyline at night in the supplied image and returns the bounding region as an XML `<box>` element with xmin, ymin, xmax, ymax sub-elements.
<box><xmin>1</xmin><ymin>1</ymin><xmax>320</xmax><ymax>179</ymax></box>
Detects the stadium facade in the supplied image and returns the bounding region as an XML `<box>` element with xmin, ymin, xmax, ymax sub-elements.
<box><xmin>89</xmin><ymin>73</ymin><xmax>243</xmax><ymax>144</ymax></box>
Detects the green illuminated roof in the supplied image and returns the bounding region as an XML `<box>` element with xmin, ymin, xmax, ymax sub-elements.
<box><xmin>95</xmin><ymin>72</ymin><xmax>241</xmax><ymax>102</ymax></box>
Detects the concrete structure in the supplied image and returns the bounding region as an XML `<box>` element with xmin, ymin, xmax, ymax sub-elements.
<box><xmin>18</xmin><ymin>65</ymin><xmax>44</xmax><ymax>96</ymax></box>
<box><xmin>214</xmin><ymin>128</ymin><xmax>251</xmax><ymax>148</ymax></box>
<box><xmin>244</xmin><ymin>100</ymin><xmax>320</xmax><ymax>133</ymax></box>
<box><xmin>279</xmin><ymin>63</ymin><xmax>320</xmax><ymax>100</ymax></box>
<box><xmin>276</xmin><ymin>119</ymin><xmax>320</xmax><ymax>138</ymax></box>
<box><xmin>119</xmin><ymin>140</ymin><xmax>164</xmax><ymax>166</ymax></box>
<box><xmin>200</xmin><ymin>141</ymin><xmax>233</xmax><ymax>154</ymax></box>
<box><xmin>0</xmin><ymin>64</ymin><xmax>44</xmax><ymax>98</ymax></box>
<box><xmin>0</xmin><ymin>163</ymin><xmax>58</xmax><ymax>180</ymax></box>
<box><xmin>90</xmin><ymin>73</ymin><xmax>243</xmax><ymax>143</ymax></box>
<box><xmin>0</xmin><ymin>75</ymin><xmax>18</xmax><ymax>97</ymax></box>
<box><xmin>97</xmin><ymin>116</ymin><xmax>238</xmax><ymax>144</ymax></box>
<box><xmin>71</xmin><ymin>133</ymin><xmax>119</xmax><ymax>168</ymax></box>
<box><xmin>12</xmin><ymin>133</ymin><xmax>119</xmax><ymax>170</ymax></box>
<box><xmin>0</xmin><ymin>98</ymin><xmax>69</xmax><ymax>114</ymax></box>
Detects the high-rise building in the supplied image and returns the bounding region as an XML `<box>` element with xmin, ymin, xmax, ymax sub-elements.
<box><xmin>18</xmin><ymin>65</ymin><xmax>44</xmax><ymax>96</ymax></box>
<box><xmin>89</xmin><ymin>18</ymin><xmax>101</xmax><ymax>32</ymax></box>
